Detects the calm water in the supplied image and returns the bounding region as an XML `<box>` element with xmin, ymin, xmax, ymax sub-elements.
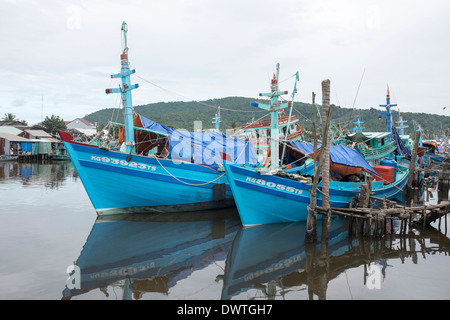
<box><xmin>1</xmin><ymin>161</ymin><xmax>449</xmax><ymax>300</ymax></box>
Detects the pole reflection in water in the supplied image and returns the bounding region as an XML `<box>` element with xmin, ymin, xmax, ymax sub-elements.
<box><xmin>222</xmin><ymin>215</ymin><xmax>450</xmax><ymax>300</ymax></box>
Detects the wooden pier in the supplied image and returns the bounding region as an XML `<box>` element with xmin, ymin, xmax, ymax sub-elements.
<box><xmin>17</xmin><ymin>153</ymin><xmax>51</xmax><ymax>162</ymax></box>
<box><xmin>316</xmin><ymin>196</ymin><xmax>449</xmax><ymax>237</ymax></box>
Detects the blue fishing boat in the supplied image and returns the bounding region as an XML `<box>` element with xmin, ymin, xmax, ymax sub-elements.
<box><xmin>422</xmin><ymin>140</ymin><xmax>446</xmax><ymax>164</ymax></box>
<box><xmin>225</xmin><ymin>143</ymin><xmax>408</xmax><ymax>226</ymax></box>
<box><xmin>59</xmin><ymin>22</ymin><xmax>258</xmax><ymax>215</ymax></box>
<box><xmin>224</xmin><ymin>66</ymin><xmax>409</xmax><ymax>226</ymax></box>
<box><xmin>345</xmin><ymin>88</ymin><xmax>408</xmax><ymax>166</ymax></box>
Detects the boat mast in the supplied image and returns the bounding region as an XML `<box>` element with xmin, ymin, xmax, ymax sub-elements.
<box><xmin>212</xmin><ymin>106</ymin><xmax>221</xmax><ymax>132</ymax></box>
<box><xmin>250</xmin><ymin>63</ymin><xmax>294</xmax><ymax>170</ymax></box>
<box><xmin>352</xmin><ymin>114</ymin><xmax>365</xmax><ymax>133</ymax></box>
<box><xmin>379</xmin><ymin>85</ymin><xmax>397</xmax><ymax>133</ymax></box>
<box><xmin>413</xmin><ymin>120</ymin><xmax>424</xmax><ymax>147</ymax></box>
<box><xmin>280</xmin><ymin>71</ymin><xmax>299</xmax><ymax>166</ymax></box>
<box><xmin>105</xmin><ymin>21</ymin><xmax>139</xmax><ymax>154</ymax></box>
<box><xmin>396</xmin><ymin>110</ymin><xmax>408</xmax><ymax>136</ymax></box>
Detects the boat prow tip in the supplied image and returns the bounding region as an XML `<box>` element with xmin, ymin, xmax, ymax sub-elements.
<box><xmin>58</xmin><ymin>130</ymin><xmax>74</xmax><ymax>143</ymax></box>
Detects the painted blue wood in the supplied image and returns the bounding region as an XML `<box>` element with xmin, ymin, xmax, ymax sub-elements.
<box><xmin>59</xmin><ymin>22</ymin><xmax>242</xmax><ymax>216</ymax></box>
<box><xmin>224</xmin><ymin>162</ymin><xmax>409</xmax><ymax>226</ymax></box>
<box><xmin>105</xmin><ymin>22</ymin><xmax>139</xmax><ymax>154</ymax></box>
<box><xmin>63</xmin><ymin>140</ymin><xmax>233</xmax><ymax>215</ymax></box>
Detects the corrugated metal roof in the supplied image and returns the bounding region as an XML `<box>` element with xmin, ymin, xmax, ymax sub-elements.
<box><xmin>25</xmin><ymin>129</ymin><xmax>53</xmax><ymax>137</ymax></box>
<box><xmin>0</xmin><ymin>126</ymin><xmax>23</xmax><ymax>135</ymax></box>
<box><xmin>37</xmin><ymin>138</ymin><xmax>60</xmax><ymax>143</ymax></box>
<box><xmin>0</xmin><ymin>132</ymin><xmax>35</xmax><ymax>142</ymax></box>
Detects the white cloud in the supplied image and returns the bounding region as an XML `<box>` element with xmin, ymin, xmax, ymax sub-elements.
<box><xmin>0</xmin><ymin>0</ymin><xmax>449</xmax><ymax>125</ymax></box>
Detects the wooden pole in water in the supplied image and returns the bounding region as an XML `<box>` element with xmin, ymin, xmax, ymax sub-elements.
<box><xmin>307</xmin><ymin>92</ymin><xmax>319</xmax><ymax>234</ymax></box>
<box><xmin>321</xmin><ymin>79</ymin><xmax>331</xmax><ymax>211</ymax></box>
<box><xmin>312</xmin><ymin>92</ymin><xmax>317</xmax><ymax>175</ymax></box>
<box><xmin>408</xmin><ymin>131</ymin><xmax>421</xmax><ymax>189</ymax></box>
<box><xmin>306</xmin><ymin>80</ymin><xmax>333</xmax><ymax>234</ymax></box>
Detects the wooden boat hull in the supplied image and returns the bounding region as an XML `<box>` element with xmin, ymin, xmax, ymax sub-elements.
<box><xmin>224</xmin><ymin>163</ymin><xmax>409</xmax><ymax>227</ymax></box>
<box><xmin>60</xmin><ymin>131</ymin><xmax>234</xmax><ymax>215</ymax></box>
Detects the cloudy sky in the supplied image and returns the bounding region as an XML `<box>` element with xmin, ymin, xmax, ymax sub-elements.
<box><xmin>1</xmin><ymin>0</ymin><xmax>449</xmax><ymax>125</ymax></box>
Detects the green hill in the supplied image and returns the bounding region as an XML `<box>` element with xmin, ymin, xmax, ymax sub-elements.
<box><xmin>84</xmin><ymin>96</ymin><xmax>450</xmax><ymax>138</ymax></box>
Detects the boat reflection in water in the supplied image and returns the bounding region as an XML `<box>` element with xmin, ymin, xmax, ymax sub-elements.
<box><xmin>222</xmin><ymin>212</ymin><xmax>450</xmax><ymax>300</ymax></box>
<box><xmin>222</xmin><ymin>217</ymin><xmax>349</xmax><ymax>300</ymax></box>
<box><xmin>62</xmin><ymin>193</ymin><xmax>450</xmax><ymax>300</ymax></box>
<box><xmin>62</xmin><ymin>209</ymin><xmax>241</xmax><ymax>300</ymax></box>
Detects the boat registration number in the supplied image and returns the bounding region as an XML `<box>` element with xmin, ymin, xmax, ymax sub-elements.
<box><xmin>245</xmin><ymin>176</ymin><xmax>303</xmax><ymax>194</ymax></box>
<box><xmin>90</xmin><ymin>155</ymin><xmax>157</xmax><ymax>171</ymax></box>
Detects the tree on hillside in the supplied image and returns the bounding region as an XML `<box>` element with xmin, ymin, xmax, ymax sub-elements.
<box><xmin>446</xmin><ymin>125</ymin><xmax>450</xmax><ymax>137</ymax></box>
<box><xmin>39</xmin><ymin>115</ymin><xmax>67</xmax><ymax>135</ymax></box>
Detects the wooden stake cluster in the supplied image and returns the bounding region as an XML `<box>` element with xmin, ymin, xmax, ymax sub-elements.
<box><xmin>316</xmin><ymin>197</ymin><xmax>450</xmax><ymax>237</ymax></box>
<box><xmin>305</xmin><ymin>79</ymin><xmax>450</xmax><ymax>240</ymax></box>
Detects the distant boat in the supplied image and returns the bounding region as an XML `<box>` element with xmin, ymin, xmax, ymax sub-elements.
<box><xmin>58</xmin><ymin>22</ymin><xmax>259</xmax><ymax>216</ymax></box>
<box><xmin>422</xmin><ymin>140</ymin><xmax>446</xmax><ymax>164</ymax></box>
<box><xmin>0</xmin><ymin>155</ymin><xmax>18</xmax><ymax>162</ymax></box>
<box><xmin>50</xmin><ymin>145</ymin><xmax>70</xmax><ymax>161</ymax></box>
<box><xmin>344</xmin><ymin>88</ymin><xmax>409</xmax><ymax>167</ymax></box>
<box><xmin>237</xmin><ymin>113</ymin><xmax>304</xmax><ymax>164</ymax></box>
<box><xmin>224</xmin><ymin>66</ymin><xmax>409</xmax><ymax>227</ymax></box>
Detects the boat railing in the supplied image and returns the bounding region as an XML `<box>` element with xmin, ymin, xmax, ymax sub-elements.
<box><xmin>241</xmin><ymin>115</ymin><xmax>298</xmax><ymax>130</ymax></box>
<box><xmin>359</xmin><ymin>140</ymin><xmax>397</xmax><ymax>160</ymax></box>
<box><xmin>286</xmin><ymin>130</ymin><xmax>302</xmax><ymax>141</ymax></box>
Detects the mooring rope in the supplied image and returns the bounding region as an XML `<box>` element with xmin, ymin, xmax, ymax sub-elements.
<box><xmin>153</xmin><ymin>156</ymin><xmax>226</xmax><ymax>186</ymax></box>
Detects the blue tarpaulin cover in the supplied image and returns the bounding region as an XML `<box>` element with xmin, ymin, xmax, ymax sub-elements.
<box><xmin>169</xmin><ymin>130</ymin><xmax>259</xmax><ymax>169</ymax></box>
<box><xmin>138</xmin><ymin>115</ymin><xmax>259</xmax><ymax>169</ymax></box>
<box><xmin>139</xmin><ymin>115</ymin><xmax>174</xmax><ymax>136</ymax></box>
<box><xmin>289</xmin><ymin>141</ymin><xmax>378</xmax><ymax>176</ymax></box>
<box><xmin>391</xmin><ymin>126</ymin><xmax>411</xmax><ymax>158</ymax></box>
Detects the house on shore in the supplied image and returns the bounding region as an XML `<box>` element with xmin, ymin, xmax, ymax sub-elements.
<box><xmin>0</xmin><ymin>132</ymin><xmax>34</xmax><ymax>156</ymax></box>
<box><xmin>0</xmin><ymin>125</ymin><xmax>64</xmax><ymax>161</ymax></box>
<box><xmin>18</xmin><ymin>129</ymin><xmax>60</xmax><ymax>157</ymax></box>
<box><xmin>65</xmin><ymin>118</ymin><xmax>97</xmax><ymax>141</ymax></box>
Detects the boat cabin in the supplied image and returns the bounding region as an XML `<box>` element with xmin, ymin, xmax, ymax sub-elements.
<box><xmin>345</xmin><ymin>131</ymin><xmax>396</xmax><ymax>166</ymax></box>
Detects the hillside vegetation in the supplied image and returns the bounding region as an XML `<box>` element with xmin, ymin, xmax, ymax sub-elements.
<box><xmin>84</xmin><ymin>96</ymin><xmax>450</xmax><ymax>138</ymax></box>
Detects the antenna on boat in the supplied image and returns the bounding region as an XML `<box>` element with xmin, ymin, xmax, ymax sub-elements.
<box><xmin>105</xmin><ymin>21</ymin><xmax>139</xmax><ymax>154</ymax></box>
